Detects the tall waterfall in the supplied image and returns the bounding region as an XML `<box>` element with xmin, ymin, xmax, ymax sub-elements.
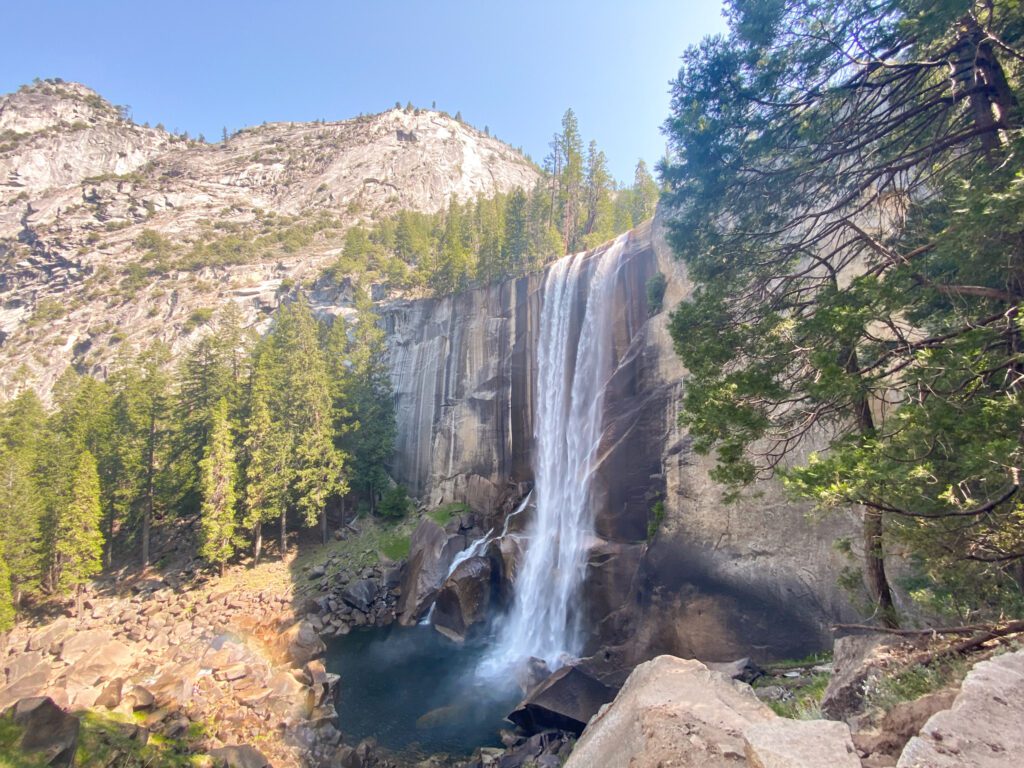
<box><xmin>482</xmin><ymin>235</ymin><xmax>626</xmax><ymax>674</ymax></box>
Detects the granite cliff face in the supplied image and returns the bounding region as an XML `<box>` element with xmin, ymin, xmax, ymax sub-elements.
<box><xmin>0</xmin><ymin>80</ymin><xmax>539</xmax><ymax>398</ymax></box>
<box><xmin>383</xmin><ymin>216</ymin><xmax>860</xmax><ymax>661</ymax></box>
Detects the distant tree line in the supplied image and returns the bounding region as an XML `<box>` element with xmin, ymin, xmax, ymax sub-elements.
<box><xmin>326</xmin><ymin>109</ymin><xmax>660</xmax><ymax>296</ymax></box>
<box><xmin>0</xmin><ymin>295</ymin><xmax>396</xmax><ymax>626</ymax></box>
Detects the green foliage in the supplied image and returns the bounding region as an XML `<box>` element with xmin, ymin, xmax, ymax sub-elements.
<box><xmin>0</xmin><ymin>549</ymin><xmax>15</xmax><ymax>632</ymax></box>
<box><xmin>428</xmin><ymin>502</ymin><xmax>469</xmax><ymax>527</ymax></box>
<box><xmin>646</xmin><ymin>500</ymin><xmax>666</xmax><ymax>540</ymax></box>
<box><xmin>198</xmin><ymin>398</ymin><xmax>238</xmax><ymax>572</ymax></box>
<box><xmin>662</xmin><ymin>0</ymin><xmax>1024</xmax><ymax>622</ymax></box>
<box><xmin>765</xmin><ymin>673</ymin><xmax>830</xmax><ymax>719</ymax></box>
<box><xmin>864</xmin><ymin>656</ymin><xmax>970</xmax><ymax>713</ymax></box>
<box><xmin>378</xmin><ymin>485</ymin><xmax>413</xmax><ymax>520</ymax></box>
<box><xmin>26</xmin><ymin>299</ymin><xmax>66</xmax><ymax>328</ymax></box>
<box><xmin>182</xmin><ymin>307</ymin><xmax>214</xmax><ymax>333</ymax></box>
<box><xmin>55</xmin><ymin>451</ymin><xmax>104</xmax><ymax>595</ymax></box>
<box><xmin>645</xmin><ymin>273</ymin><xmax>667</xmax><ymax>316</ymax></box>
<box><xmin>379</xmin><ymin>529</ymin><xmax>411</xmax><ymax>560</ymax></box>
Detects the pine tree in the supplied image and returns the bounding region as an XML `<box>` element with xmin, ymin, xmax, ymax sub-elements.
<box><xmin>0</xmin><ymin>449</ymin><xmax>42</xmax><ymax>608</ymax></box>
<box><xmin>0</xmin><ymin>548</ymin><xmax>14</xmax><ymax>632</ymax></box>
<box><xmin>109</xmin><ymin>344</ymin><xmax>171</xmax><ymax>568</ymax></box>
<box><xmin>332</xmin><ymin>290</ymin><xmax>396</xmax><ymax>514</ymax></box>
<box><xmin>243</xmin><ymin>352</ymin><xmax>292</xmax><ymax>563</ymax></box>
<box><xmin>273</xmin><ymin>297</ymin><xmax>346</xmax><ymax>546</ymax></box>
<box><xmin>199</xmin><ymin>398</ymin><xmax>238</xmax><ymax>576</ymax></box>
<box><xmin>503</xmin><ymin>187</ymin><xmax>531</xmax><ymax>274</ymax></box>
<box><xmin>583</xmin><ymin>140</ymin><xmax>615</xmax><ymax>248</ymax></box>
<box><xmin>558</xmin><ymin>109</ymin><xmax>585</xmax><ymax>251</ymax></box>
<box><xmin>55</xmin><ymin>451</ymin><xmax>104</xmax><ymax>615</ymax></box>
<box><xmin>630</xmin><ymin>159</ymin><xmax>659</xmax><ymax>226</ymax></box>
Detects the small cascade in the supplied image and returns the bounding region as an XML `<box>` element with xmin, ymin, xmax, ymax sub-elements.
<box><xmin>481</xmin><ymin>235</ymin><xmax>627</xmax><ymax>675</ymax></box>
<box><xmin>425</xmin><ymin>491</ymin><xmax>534</xmax><ymax>626</ymax></box>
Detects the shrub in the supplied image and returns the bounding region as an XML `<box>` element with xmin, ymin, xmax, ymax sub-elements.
<box><xmin>646</xmin><ymin>272</ymin><xmax>667</xmax><ymax>316</ymax></box>
<box><xmin>378</xmin><ymin>485</ymin><xmax>413</xmax><ymax>520</ymax></box>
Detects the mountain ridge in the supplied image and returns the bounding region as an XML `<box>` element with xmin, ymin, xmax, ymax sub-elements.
<box><xmin>0</xmin><ymin>80</ymin><xmax>540</xmax><ymax>399</ymax></box>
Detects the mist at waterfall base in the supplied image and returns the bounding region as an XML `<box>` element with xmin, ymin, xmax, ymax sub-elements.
<box><xmin>325</xmin><ymin>236</ymin><xmax>628</xmax><ymax>755</ymax></box>
<box><xmin>327</xmin><ymin>625</ymin><xmax>519</xmax><ymax>755</ymax></box>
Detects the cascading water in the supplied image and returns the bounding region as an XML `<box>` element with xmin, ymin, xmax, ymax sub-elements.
<box><xmin>481</xmin><ymin>235</ymin><xmax>626</xmax><ymax>675</ymax></box>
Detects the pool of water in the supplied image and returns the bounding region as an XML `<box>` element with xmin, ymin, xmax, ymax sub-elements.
<box><xmin>325</xmin><ymin>624</ymin><xmax>521</xmax><ymax>756</ymax></box>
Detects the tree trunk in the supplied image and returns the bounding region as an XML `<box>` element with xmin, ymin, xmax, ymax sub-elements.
<box><xmin>75</xmin><ymin>585</ymin><xmax>83</xmax><ymax>623</ymax></box>
<box><xmin>253</xmin><ymin>521</ymin><xmax>262</xmax><ymax>566</ymax></box>
<box><xmin>863</xmin><ymin>506</ymin><xmax>897</xmax><ymax>627</ymax></box>
<box><xmin>321</xmin><ymin>508</ymin><xmax>328</xmax><ymax>545</ymax></box>
<box><xmin>280</xmin><ymin>510</ymin><xmax>287</xmax><ymax>556</ymax></box>
<box><xmin>142</xmin><ymin>412</ymin><xmax>156</xmax><ymax>568</ymax></box>
<box><xmin>845</xmin><ymin>343</ymin><xmax>899</xmax><ymax>627</ymax></box>
<box><xmin>220</xmin><ymin>561</ymin><xmax>225</xmax><ymax>578</ymax></box>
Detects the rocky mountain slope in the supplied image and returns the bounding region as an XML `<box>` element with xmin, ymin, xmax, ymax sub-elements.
<box><xmin>0</xmin><ymin>80</ymin><xmax>539</xmax><ymax>399</ymax></box>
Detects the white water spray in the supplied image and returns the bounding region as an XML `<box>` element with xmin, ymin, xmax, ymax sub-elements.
<box><xmin>481</xmin><ymin>235</ymin><xmax>626</xmax><ymax>674</ymax></box>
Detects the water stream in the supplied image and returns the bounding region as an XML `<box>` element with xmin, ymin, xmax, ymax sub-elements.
<box><xmin>481</xmin><ymin>235</ymin><xmax>626</xmax><ymax>675</ymax></box>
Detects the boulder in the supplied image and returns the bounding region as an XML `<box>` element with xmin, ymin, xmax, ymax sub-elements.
<box><xmin>0</xmin><ymin>668</ymin><xmax>49</xmax><ymax>709</ymax></box>
<box><xmin>396</xmin><ymin>519</ymin><xmax>464</xmax><ymax>624</ymax></box>
<box><xmin>59</xmin><ymin>628</ymin><xmax>113</xmax><ymax>664</ymax></box>
<box><xmin>26</xmin><ymin>618</ymin><xmax>73</xmax><ymax>655</ymax></box>
<box><xmin>744</xmin><ymin>718</ymin><xmax>860</xmax><ymax>768</ymax></box>
<box><xmin>431</xmin><ymin>555</ymin><xmax>494</xmax><ymax>642</ymax></box>
<box><xmin>277</xmin><ymin>619</ymin><xmax>326</xmax><ymax>667</ymax></box>
<box><xmin>897</xmin><ymin>648</ymin><xmax>1024</xmax><ymax>767</ymax></box>
<box><xmin>508</xmin><ymin>664</ymin><xmax>615</xmax><ymax>735</ymax></box>
<box><xmin>821</xmin><ymin>633</ymin><xmax>901</xmax><ymax>720</ymax></box>
<box><xmin>852</xmin><ymin>688</ymin><xmax>957</xmax><ymax>758</ymax></box>
<box><xmin>341</xmin><ymin>578</ymin><xmax>378</xmax><ymax>612</ymax></box>
<box><xmin>564</xmin><ymin>656</ymin><xmax>774</xmax><ymax>768</ymax></box>
<box><xmin>209</xmin><ymin>744</ymin><xmax>271</xmax><ymax>768</ymax></box>
<box><xmin>65</xmin><ymin>639</ymin><xmax>134</xmax><ymax>689</ymax></box>
<box><xmin>4</xmin><ymin>650</ymin><xmax>46</xmax><ymax>684</ymax></box>
<box><xmin>3</xmin><ymin>696</ymin><xmax>80</xmax><ymax>768</ymax></box>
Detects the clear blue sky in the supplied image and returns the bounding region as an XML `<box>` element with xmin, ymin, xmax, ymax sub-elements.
<box><xmin>1</xmin><ymin>1</ymin><xmax>727</xmax><ymax>182</ymax></box>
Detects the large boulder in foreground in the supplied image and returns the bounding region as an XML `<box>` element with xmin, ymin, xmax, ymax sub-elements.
<box><xmin>897</xmin><ymin>648</ymin><xmax>1024</xmax><ymax>767</ymax></box>
<box><xmin>565</xmin><ymin>656</ymin><xmax>774</xmax><ymax>767</ymax></box>
<box><xmin>508</xmin><ymin>664</ymin><xmax>615</xmax><ymax>735</ymax></box>
<box><xmin>2</xmin><ymin>696</ymin><xmax>80</xmax><ymax>768</ymax></box>
<box><xmin>431</xmin><ymin>555</ymin><xmax>494</xmax><ymax>642</ymax></box>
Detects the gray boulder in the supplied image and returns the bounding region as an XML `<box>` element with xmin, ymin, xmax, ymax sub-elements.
<box><xmin>341</xmin><ymin>578</ymin><xmax>378</xmax><ymax>612</ymax></box>
<box><xmin>508</xmin><ymin>664</ymin><xmax>615</xmax><ymax>735</ymax></box>
<box><xmin>210</xmin><ymin>744</ymin><xmax>271</xmax><ymax>768</ymax></box>
<box><xmin>821</xmin><ymin>633</ymin><xmax>901</xmax><ymax>720</ymax></box>
<box><xmin>3</xmin><ymin>696</ymin><xmax>80</xmax><ymax>768</ymax></box>
<box><xmin>396</xmin><ymin>519</ymin><xmax>464</xmax><ymax>623</ymax></box>
<box><xmin>897</xmin><ymin>648</ymin><xmax>1024</xmax><ymax>767</ymax></box>
<box><xmin>431</xmin><ymin>555</ymin><xmax>494</xmax><ymax>642</ymax></box>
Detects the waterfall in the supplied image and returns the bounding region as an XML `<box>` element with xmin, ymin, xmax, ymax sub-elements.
<box><xmin>481</xmin><ymin>235</ymin><xmax>626</xmax><ymax>674</ymax></box>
